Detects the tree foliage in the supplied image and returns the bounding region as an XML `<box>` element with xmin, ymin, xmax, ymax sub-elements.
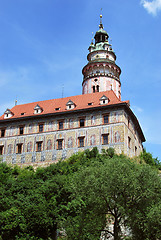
<box><xmin>0</xmin><ymin>148</ymin><xmax>160</xmax><ymax>240</ymax></box>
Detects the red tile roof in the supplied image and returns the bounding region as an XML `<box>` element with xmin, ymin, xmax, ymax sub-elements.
<box><xmin>0</xmin><ymin>90</ymin><xmax>129</xmax><ymax>120</ymax></box>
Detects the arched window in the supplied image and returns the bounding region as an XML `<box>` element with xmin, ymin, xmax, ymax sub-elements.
<box><xmin>47</xmin><ymin>139</ymin><xmax>52</xmax><ymax>150</ymax></box>
<box><xmin>93</xmin><ymin>86</ymin><xmax>95</xmax><ymax>93</ymax></box>
<box><xmin>97</xmin><ymin>85</ymin><xmax>99</xmax><ymax>92</ymax></box>
<box><xmin>27</xmin><ymin>142</ymin><xmax>32</xmax><ymax>152</ymax></box>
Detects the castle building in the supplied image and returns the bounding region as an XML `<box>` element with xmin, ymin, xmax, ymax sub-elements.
<box><xmin>0</xmin><ymin>16</ymin><xmax>145</xmax><ymax>167</ymax></box>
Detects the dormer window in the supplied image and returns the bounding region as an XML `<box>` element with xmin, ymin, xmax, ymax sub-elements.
<box><xmin>66</xmin><ymin>100</ymin><xmax>75</xmax><ymax>110</ymax></box>
<box><xmin>88</xmin><ymin>102</ymin><xmax>93</xmax><ymax>106</ymax></box>
<box><xmin>4</xmin><ymin>109</ymin><xmax>13</xmax><ymax>119</ymax></box>
<box><xmin>34</xmin><ymin>104</ymin><xmax>43</xmax><ymax>114</ymax></box>
<box><xmin>100</xmin><ymin>95</ymin><xmax>109</xmax><ymax>105</ymax></box>
<box><xmin>55</xmin><ymin>108</ymin><xmax>60</xmax><ymax>111</ymax></box>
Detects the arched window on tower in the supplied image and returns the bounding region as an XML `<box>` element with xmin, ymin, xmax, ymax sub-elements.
<box><xmin>97</xmin><ymin>85</ymin><xmax>99</xmax><ymax>92</ymax></box>
<box><xmin>93</xmin><ymin>86</ymin><xmax>95</xmax><ymax>93</ymax></box>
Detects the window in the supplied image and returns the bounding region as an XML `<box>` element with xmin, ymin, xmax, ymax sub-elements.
<box><xmin>4</xmin><ymin>109</ymin><xmax>13</xmax><ymax>119</ymax></box>
<box><xmin>93</xmin><ymin>86</ymin><xmax>95</xmax><ymax>93</ymax></box>
<box><xmin>103</xmin><ymin>114</ymin><xmax>109</xmax><ymax>124</ymax></box>
<box><xmin>128</xmin><ymin>117</ymin><xmax>130</xmax><ymax>128</ymax></box>
<box><xmin>96</xmin><ymin>85</ymin><xmax>99</xmax><ymax>92</ymax></box>
<box><xmin>39</xmin><ymin>124</ymin><xmax>44</xmax><ymax>132</ymax></box>
<box><xmin>0</xmin><ymin>146</ymin><xmax>4</xmax><ymax>155</ymax></box>
<box><xmin>102</xmin><ymin>134</ymin><xmax>109</xmax><ymax>145</ymax></box>
<box><xmin>17</xmin><ymin>144</ymin><xmax>23</xmax><ymax>154</ymax></box>
<box><xmin>88</xmin><ymin>102</ymin><xmax>93</xmax><ymax>106</ymax></box>
<box><xmin>55</xmin><ymin>108</ymin><xmax>60</xmax><ymax>111</ymax></box>
<box><xmin>58</xmin><ymin>121</ymin><xmax>64</xmax><ymax>130</ymax></box>
<box><xmin>37</xmin><ymin>142</ymin><xmax>42</xmax><ymax>152</ymax></box>
<box><xmin>1</xmin><ymin>129</ymin><xmax>5</xmax><ymax>137</ymax></box>
<box><xmin>57</xmin><ymin>139</ymin><xmax>63</xmax><ymax>150</ymax></box>
<box><xmin>128</xmin><ymin>137</ymin><xmax>131</xmax><ymax>149</ymax></box>
<box><xmin>80</xmin><ymin>118</ymin><xmax>85</xmax><ymax>127</ymax></box>
<box><xmin>21</xmin><ymin>113</ymin><xmax>25</xmax><ymax>115</ymax></box>
<box><xmin>100</xmin><ymin>95</ymin><xmax>108</xmax><ymax>105</ymax></box>
<box><xmin>66</xmin><ymin>100</ymin><xmax>75</xmax><ymax>110</ymax></box>
<box><xmin>135</xmin><ymin>146</ymin><xmax>137</xmax><ymax>156</ymax></box>
<box><xmin>19</xmin><ymin>126</ymin><xmax>24</xmax><ymax>135</ymax></box>
<box><xmin>34</xmin><ymin>104</ymin><xmax>43</xmax><ymax>114</ymax></box>
<box><xmin>78</xmin><ymin>137</ymin><xmax>85</xmax><ymax>147</ymax></box>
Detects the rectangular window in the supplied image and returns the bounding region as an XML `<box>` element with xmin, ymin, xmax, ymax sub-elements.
<box><xmin>1</xmin><ymin>129</ymin><xmax>5</xmax><ymax>138</ymax></box>
<box><xmin>19</xmin><ymin>126</ymin><xmax>24</xmax><ymax>135</ymax></box>
<box><xmin>78</xmin><ymin>137</ymin><xmax>85</xmax><ymax>148</ymax></box>
<box><xmin>103</xmin><ymin>114</ymin><xmax>109</xmax><ymax>124</ymax></box>
<box><xmin>37</xmin><ymin>142</ymin><xmax>42</xmax><ymax>152</ymax></box>
<box><xmin>80</xmin><ymin>118</ymin><xmax>85</xmax><ymax>127</ymax></box>
<box><xmin>0</xmin><ymin>146</ymin><xmax>4</xmax><ymax>155</ymax></box>
<box><xmin>39</xmin><ymin>124</ymin><xmax>44</xmax><ymax>132</ymax></box>
<box><xmin>58</xmin><ymin>121</ymin><xmax>64</xmax><ymax>130</ymax></box>
<box><xmin>128</xmin><ymin>117</ymin><xmax>130</xmax><ymax>128</ymax></box>
<box><xmin>102</xmin><ymin>134</ymin><xmax>109</xmax><ymax>145</ymax></box>
<box><xmin>17</xmin><ymin>144</ymin><xmax>23</xmax><ymax>154</ymax></box>
<box><xmin>57</xmin><ymin>139</ymin><xmax>63</xmax><ymax>150</ymax></box>
<box><xmin>128</xmin><ymin>136</ymin><xmax>131</xmax><ymax>149</ymax></box>
<box><xmin>135</xmin><ymin>146</ymin><xmax>137</xmax><ymax>156</ymax></box>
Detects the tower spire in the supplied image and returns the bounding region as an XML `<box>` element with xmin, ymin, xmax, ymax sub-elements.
<box><xmin>99</xmin><ymin>9</ymin><xmax>103</xmax><ymax>29</ymax></box>
<box><xmin>82</xmin><ymin>15</ymin><xmax>121</xmax><ymax>99</ymax></box>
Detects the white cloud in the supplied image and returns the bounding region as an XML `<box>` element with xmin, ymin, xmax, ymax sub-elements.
<box><xmin>141</xmin><ymin>0</ymin><xmax>161</xmax><ymax>16</ymax></box>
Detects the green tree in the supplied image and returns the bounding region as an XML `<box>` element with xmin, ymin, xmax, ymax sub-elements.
<box><xmin>64</xmin><ymin>154</ymin><xmax>161</xmax><ymax>240</ymax></box>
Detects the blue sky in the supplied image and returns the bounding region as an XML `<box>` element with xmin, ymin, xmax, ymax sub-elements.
<box><xmin>0</xmin><ymin>0</ymin><xmax>161</xmax><ymax>160</ymax></box>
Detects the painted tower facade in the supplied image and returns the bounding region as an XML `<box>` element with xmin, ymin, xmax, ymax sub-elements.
<box><xmin>82</xmin><ymin>15</ymin><xmax>121</xmax><ymax>99</ymax></box>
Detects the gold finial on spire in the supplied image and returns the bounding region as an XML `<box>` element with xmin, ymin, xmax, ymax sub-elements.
<box><xmin>99</xmin><ymin>8</ymin><xmax>103</xmax><ymax>29</ymax></box>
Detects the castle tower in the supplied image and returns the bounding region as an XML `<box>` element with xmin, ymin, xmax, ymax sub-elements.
<box><xmin>82</xmin><ymin>15</ymin><xmax>121</xmax><ymax>99</ymax></box>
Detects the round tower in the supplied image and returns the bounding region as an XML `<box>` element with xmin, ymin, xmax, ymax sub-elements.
<box><xmin>82</xmin><ymin>15</ymin><xmax>121</xmax><ymax>99</ymax></box>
